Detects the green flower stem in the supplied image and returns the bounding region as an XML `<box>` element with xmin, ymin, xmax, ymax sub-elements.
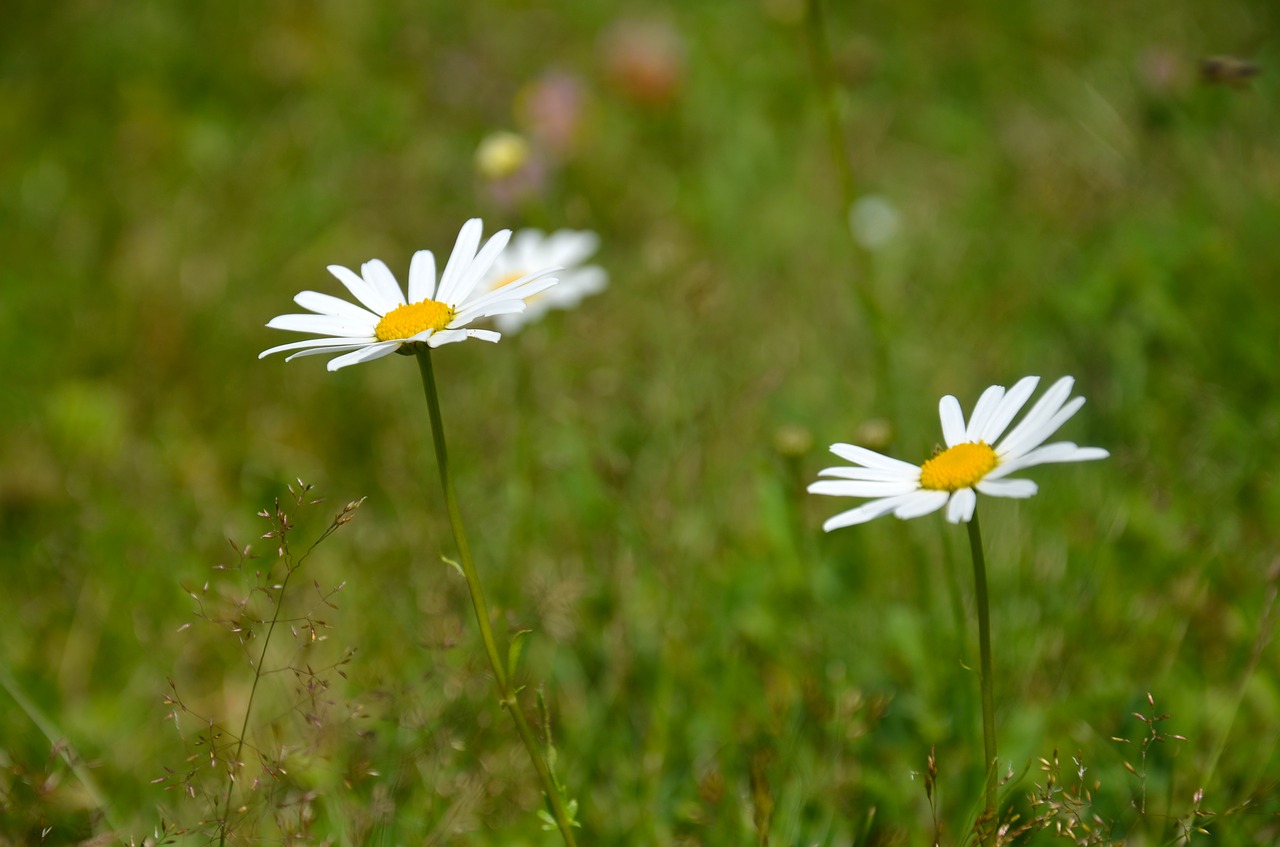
<box><xmin>966</xmin><ymin>509</ymin><xmax>998</xmax><ymax>842</ymax></box>
<box><xmin>416</xmin><ymin>348</ymin><xmax>579</xmax><ymax>847</ymax></box>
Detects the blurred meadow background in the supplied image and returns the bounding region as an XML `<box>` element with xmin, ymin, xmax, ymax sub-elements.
<box><xmin>4</xmin><ymin>0</ymin><xmax>1280</xmax><ymax>844</ymax></box>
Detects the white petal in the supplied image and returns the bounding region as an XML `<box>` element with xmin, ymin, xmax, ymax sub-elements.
<box><xmin>809</xmin><ymin>479</ymin><xmax>924</xmax><ymax>498</ymax></box>
<box><xmin>436</xmin><ymin>218</ymin><xmax>484</xmax><ymax>304</ymax></box>
<box><xmin>892</xmin><ymin>490</ymin><xmax>950</xmax><ymax>519</ymax></box>
<box><xmin>466</xmin><ymin>300</ymin><xmax>526</xmax><ymax>317</ymax></box>
<box><xmin>265</xmin><ymin>314</ymin><xmax>374</xmax><ymax>338</ymax></box>
<box><xmin>293</xmin><ymin>290</ymin><xmax>380</xmax><ymax>322</ymax></box>
<box><xmin>360</xmin><ymin>259</ymin><xmax>408</xmax><ymax>313</ymax></box>
<box><xmin>989</xmin><ymin>442</ymin><xmax>1108</xmax><ymax>477</ymax></box>
<box><xmin>816</xmin><ymin>466</ymin><xmax>918</xmax><ymax>482</ymax></box>
<box><xmin>544</xmin><ymin>229</ymin><xmax>600</xmax><ymax>266</ymax></box>
<box><xmin>326</xmin><ymin>343</ymin><xmax>401</xmax><ymax>371</ymax></box>
<box><xmin>965</xmin><ymin>384</ymin><xmax>1006</xmax><ymax>442</ymax></box>
<box><xmin>408</xmin><ymin>250</ymin><xmax>438</xmax><ymax>302</ymax></box>
<box><xmin>997</xmin><ymin>397</ymin><xmax>1085</xmax><ymax>460</ymax></box>
<box><xmin>821</xmin><ymin>494</ymin><xmax>921</xmax><ymax>530</ymax></box>
<box><xmin>557</xmin><ymin>266</ymin><xmax>608</xmax><ymax>299</ymax></box>
<box><xmin>504</xmin><ymin>228</ymin><xmax>544</xmax><ymax>264</ymax></box>
<box><xmin>327</xmin><ymin>264</ymin><xmax>388</xmax><ymax>315</ymax></box>
<box><xmin>461</xmin><ymin>269</ymin><xmax>558</xmax><ymax>314</ymax></box>
<box><xmin>282</xmin><ymin>344</ymin><xmax>371</xmax><ymax>362</ymax></box>
<box><xmin>976</xmin><ymin>478</ymin><xmax>1038</xmax><ymax>498</ymax></box>
<box><xmin>995</xmin><ymin>378</ymin><xmax>1079</xmax><ymax>459</ymax></box>
<box><xmin>492</xmin><ymin>312</ymin><xmax>526</xmax><ymax>333</ymax></box>
<box><xmin>829</xmin><ymin>443</ymin><xmax>921</xmax><ymax>474</ymax></box>
<box><xmin>452</xmin><ymin>227</ymin><xmax>512</xmax><ymax>302</ymax></box>
<box><xmin>978</xmin><ymin>376</ymin><xmax>1039</xmax><ymax>443</ymax></box>
<box><xmin>523</xmin><ymin>268</ymin><xmax>607</xmax><ymax>314</ymax></box>
<box><xmin>939</xmin><ymin>395</ymin><xmax>967</xmax><ymax>447</ymax></box>
<box><xmin>946</xmin><ymin>488</ymin><xmax>977</xmax><ymax>523</ymax></box>
<box><xmin>452</xmin><ymin>298</ymin><xmax>528</xmax><ymax>326</ymax></box>
<box><xmin>465</xmin><ymin>328</ymin><xmax>501</xmax><ymax>343</ymax></box>
<box><xmin>259</xmin><ymin>336</ymin><xmax>377</xmax><ymax>359</ymax></box>
<box><xmin>427</xmin><ymin>329</ymin><xmax>470</xmax><ymax>347</ymax></box>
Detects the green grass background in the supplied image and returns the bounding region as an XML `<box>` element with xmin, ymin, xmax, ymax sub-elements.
<box><xmin>3</xmin><ymin>0</ymin><xmax>1280</xmax><ymax>843</ymax></box>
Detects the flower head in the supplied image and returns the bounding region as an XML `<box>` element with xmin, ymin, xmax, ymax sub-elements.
<box><xmin>809</xmin><ymin>376</ymin><xmax>1108</xmax><ymax>530</ymax></box>
<box><xmin>475</xmin><ymin>132</ymin><xmax>532</xmax><ymax>180</ymax></box>
<box><xmin>478</xmin><ymin>228</ymin><xmax>606</xmax><ymax>333</ymax></box>
<box><xmin>259</xmin><ymin>219</ymin><xmax>558</xmax><ymax>371</ymax></box>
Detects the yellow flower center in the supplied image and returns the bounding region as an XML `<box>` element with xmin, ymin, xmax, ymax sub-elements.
<box><xmin>919</xmin><ymin>441</ymin><xmax>998</xmax><ymax>492</ymax></box>
<box><xmin>375</xmin><ymin>299</ymin><xmax>456</xmax><ymax>341</ymax></box>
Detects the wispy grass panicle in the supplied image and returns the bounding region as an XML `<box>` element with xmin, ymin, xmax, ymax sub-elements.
<box><xmin>1027</xmin><ymin>751</ymin><xmax>1114</xmax><ymax>845</ymax></box>
<box><xmin>161</xmin><ymin>481</ymin><xmax>362</xmax><ymax>845</ymax></box>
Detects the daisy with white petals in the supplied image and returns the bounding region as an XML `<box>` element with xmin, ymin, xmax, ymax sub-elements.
<box><xmin>810</xmin><ymin>376</ymin><xmax>1108</xmax><ymax>530</ymax></box>
<box><xmin>478</xmin><ymin>228</ymin><xmax>607</xmax><ymax>333</ymax></box>
<box><xmin>259</xmin><ymin>218</ymin><xmax>559</xmax><ymax>371</ymax></box>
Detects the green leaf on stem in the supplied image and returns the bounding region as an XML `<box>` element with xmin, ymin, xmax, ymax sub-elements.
<box><xmin>508</xmin><ymin>628</ymin><xmax>533</xmax><ymax>680</ymax></box>
<box><xmin>440</xmin><ymin>555</ymin><xmax>464</xmax><ymax>578</ymax></box>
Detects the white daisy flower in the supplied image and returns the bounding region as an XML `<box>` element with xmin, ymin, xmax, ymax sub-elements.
<box><xmin>259</xmin><ymin>218</ymin><xmax>559</xmax><ymax>371</ymax></box>
<box><xmin>810</xmin><ymin>376</ymin><xmax>1108</xmax><ymax>530</ymax></box>
<box><xmin>479</xmin><ymin>228</ymin><xmax>606</xmax><ymax>333</ymax></box>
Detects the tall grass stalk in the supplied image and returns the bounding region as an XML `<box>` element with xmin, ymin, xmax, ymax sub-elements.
<box><xmin>216</xmin><ymin>488</ymin><xmax>348</xmax><ymax>847</ymax></box>
<box><xmin>1202</xmin><ymin>559</ymin><xmax>1280</xmax><ymax>793</ymax></box>
<box><xmin>965</xmin><ymin>508</ymin><xmax>998</xmax><ymax>843</ymax></box>
<box><xmin>801</xmin><ymin>0</ymin><xmax>892</xmax><ymax>407</ymax></box>
<box><xmin>415</xmin><ymin>347</ymin><xmax>580</xmax><ymax>847</ymax></box>
<box><xmin>0</xmin><ymin>663</ymin><xmax>120</xmax><ymax>834</ymax></box>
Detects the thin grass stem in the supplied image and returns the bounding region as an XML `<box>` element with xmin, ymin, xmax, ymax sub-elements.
<box><xmin>1202</xmin><ymin>559</ymin><xmax>1280</xmax><ymax>791</ymax></box>
<box><xmin>0</xmin><ymin>663</ymin><xmax>120</xmax><ymax>834</ymax></box>
<box><xmin>217</xmin><ymin>563</ymin><xmax>296</xmax><ymax>846</ymax></box>
<box><xmin>801</xmin><ymin>0</ymin><xmax>893</xmax><ymax>411</ymax></box>
<box><xmin>415</xmin><ymin>347</ymin><xmax>579</xmax><ymax>847</ymax></box>
<box><xmin>217</xmin><ymin>493</ymin><xmax>341</xmax><ymax>846</ymax></box>
<box><xmin>966</xmin><ymin>509</ymin><xmax>998</xmax><ymax>843</ymax></box>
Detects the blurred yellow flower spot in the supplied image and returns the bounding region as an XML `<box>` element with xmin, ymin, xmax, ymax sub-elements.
<box><xmin>919</xmin><ymin>442</ymin><xmax>998</xmax><ymax>491</ymax></box>
<box><xmin>375</xmin><ymin>299</ymin><xmax>456</xmax><ymax>341</ymax></box>
<box><xmin>475</xmin><ymin>131</ymin><xmax>530</xmax><ymax>179</ymax></box>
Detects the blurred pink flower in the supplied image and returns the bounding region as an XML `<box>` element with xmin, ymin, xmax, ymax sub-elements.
<box><xmin>517</xmin><ymin>71</ymin><xmax>591</xmax><ymax>158</ymax></box>
<box><xmin>599</xmin><ymin>19</ymin><xmax>686</xmax><ymax>107</ymax></box>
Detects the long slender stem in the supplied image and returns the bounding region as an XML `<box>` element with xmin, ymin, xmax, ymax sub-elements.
<box><xmin>219</xmin><ymin>536</ymin><xmax>298</xmax><ymax>846</ymax></box>
<box><xmin>966</xmin><ymin>509</ymin><xmax>997</xmax><ymax>842</ymax></box>
<box><xmin>0</xmin><ymin>664</ymin><xmax>120</xmax><ymax>834</ymax></box>
<box><xmin>804</xmin><ymin>0</ymin><xmax>856</xmax><ymax>209</ymax></box>
<box><xmin>416</xmin><ymin>348</ymin><xmax>579</xmax><ymax>847</ymax></box>
<box><xmin>1203</xmin><ymin>561</ymin><xmax>1280</xmax><ymax>791</ymax></box>
<box><xmin>801</xmin><ymin>0</ymin><xmax>893</xmax><ymax>414</ymax></box>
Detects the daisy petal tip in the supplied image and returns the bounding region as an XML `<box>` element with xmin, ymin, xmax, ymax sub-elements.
<box><xmin>820</xmin><ymin>515</ymin><xmax>856</xmax><ymax>533</ymax></box>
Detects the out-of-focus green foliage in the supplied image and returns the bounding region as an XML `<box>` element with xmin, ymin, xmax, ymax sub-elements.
<box><xmin>3</xmin><ymin>0</ymin><xmax>1279</xmax><ymax>843</ymax></box>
